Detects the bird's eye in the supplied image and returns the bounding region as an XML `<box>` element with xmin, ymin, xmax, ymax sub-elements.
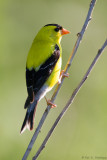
<box><xmin>54</xmin><ymin>28</ymin><xmax>59</xmax><ymax>32</ymax></box>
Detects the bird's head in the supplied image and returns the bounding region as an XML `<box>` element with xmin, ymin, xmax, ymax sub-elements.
<box><xmin>35</xmin><ymin>24</ymin><xmax>70</xmax><ymax>43</ymax></box>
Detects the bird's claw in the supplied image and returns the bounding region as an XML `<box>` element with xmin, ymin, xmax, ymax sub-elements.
<box><xmin>45</xmin><ymin>97</ymin><xmax>57</xmax><ymax>108</ymax></box>
<box><xmin>61</xmin><ymin>70</ymin><xmax>69</xmax><ymax>78</ymax></box>
<box><xmin>58</xmin><ymin>70</ymin><xmax>69</xmax><ymax>84</ymax></box>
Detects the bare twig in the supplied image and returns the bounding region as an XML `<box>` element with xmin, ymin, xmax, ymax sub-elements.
<box><xmin>22</xmin><ymin>0</ymin><xmax>97</xmax><ymax>160</ymax></box>
<box><xmin>33</xmin><ymin>39</ymin><xmax>107</xmax><ymax>160</ymax></box>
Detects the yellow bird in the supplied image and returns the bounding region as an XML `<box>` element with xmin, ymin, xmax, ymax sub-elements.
<box><xmin>20</xmin><ymin>24</ymin><xmax>70</xmax><ymax>133</ymax></box>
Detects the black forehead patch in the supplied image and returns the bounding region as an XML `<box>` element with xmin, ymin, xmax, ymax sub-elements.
<box><xmin>44</xmin><ymin>24</ymin><xmax>62</xmax><ymax>30</ymax></box>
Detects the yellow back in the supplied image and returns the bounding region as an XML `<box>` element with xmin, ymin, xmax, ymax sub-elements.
<box><xmin>26</xmin><ymin>41</ymin><xmax>56</xmax><ymax>70</ymax></box>
<box><xmin>26</xmin><ymin>25</ymin><xmax>62</xmax><ymax>70</ymax></box>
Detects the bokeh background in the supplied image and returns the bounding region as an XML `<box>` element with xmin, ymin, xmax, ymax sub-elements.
<box><xmin>0</xmin><ymin>0</ymin><xmax>107</xmax><ymax>160</ymax></box>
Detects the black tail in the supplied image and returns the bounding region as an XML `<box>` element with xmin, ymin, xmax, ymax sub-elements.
<box><xmin>20</xmin><ymin>100</ymin><xmax>38</xmax><ymax>134</ymax></box>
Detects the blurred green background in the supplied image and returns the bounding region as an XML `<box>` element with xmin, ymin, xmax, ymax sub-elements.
<box><xmin>0</xmin><ymin>0</ymin><xmax>107</xmax><ymax>160</ymax></box>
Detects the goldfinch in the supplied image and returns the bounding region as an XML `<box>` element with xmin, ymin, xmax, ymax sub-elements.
<box><xmin>20</xmin><ymin>24</ymin><xmax>70</xmax><ymax>133</ymax></box>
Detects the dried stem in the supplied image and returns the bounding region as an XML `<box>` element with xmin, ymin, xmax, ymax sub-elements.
<box><xmin>33</xmin><ymin>39</ymin><xmax>107</xmax><ymax>160</ymax></box>
<box><xmin>22</xmin><ymin>0</ymin><xmax>97</xmax><ymax>160</ymax></box>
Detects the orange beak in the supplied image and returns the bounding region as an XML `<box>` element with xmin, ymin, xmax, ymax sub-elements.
<box><xmin>61</xmin><ymin>28</ymin><xmax>70</xmax><ymax>35</ymax></box>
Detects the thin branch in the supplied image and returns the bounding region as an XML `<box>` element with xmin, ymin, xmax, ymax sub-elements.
<box><xmin>22</xmin><ymin>0</ymin><xmax>97</xmax><ymax>160</ymax></box>
<box><xmin>33</xmin><ymin>39</ymin><xmax>107</xmax><ymax>160</ymax></box>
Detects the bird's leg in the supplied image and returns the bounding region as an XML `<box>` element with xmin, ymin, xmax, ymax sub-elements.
<box><xmin>45</xmin><ymin>96</ymin><xmax>57</xmax><ymax>108</ymax></box>
<box><xmin>58</xmin><ymin>70</ymin><xmax>69</xmax><ymax>84</ymax></box>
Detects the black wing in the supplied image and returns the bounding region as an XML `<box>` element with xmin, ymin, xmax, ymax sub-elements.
<box><xmin>25</xmin><ymin>44</ymin><xmax>60</xmax><ymax>108</ymax></box>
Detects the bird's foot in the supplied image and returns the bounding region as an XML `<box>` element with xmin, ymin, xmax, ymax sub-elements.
<box><xmin>60</xmin><ymin>70</ymin><xmax>69</xmax><ymax>78</ymax></box>
<box><xmin>45</xmin><ymin>97</ymin><xmax>57</xmax><ymax>108</ymax></box>
<box><xmin>58</xmin><ymin>70</ymin><xmax>69</xmax><ymax>84</ymax></box>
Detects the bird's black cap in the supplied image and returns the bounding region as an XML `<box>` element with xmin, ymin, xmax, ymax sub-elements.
<box><xmin>44</xmin><ymin>24</ymin><xmax>62</xmax><ymax>30</ymax></box>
